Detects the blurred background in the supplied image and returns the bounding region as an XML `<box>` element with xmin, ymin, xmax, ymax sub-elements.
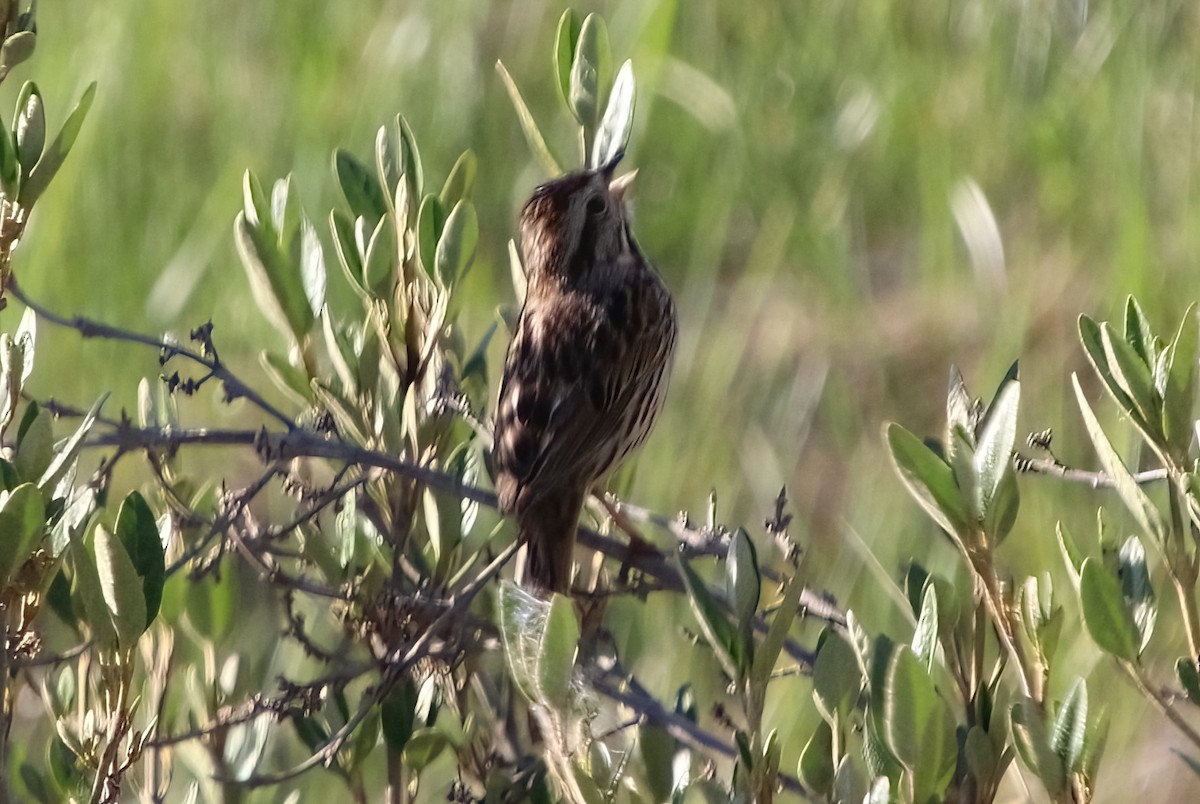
<box><xmin>12</xmin><ymin>0</ymin><xmax>1200</xmax><ymax>799</ymax></box>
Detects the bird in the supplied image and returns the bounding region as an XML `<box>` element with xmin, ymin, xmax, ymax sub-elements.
<box><xmin>493</xmin><ymin>150</ymin><xmax>677</xmax><ymax>595</ymax></box>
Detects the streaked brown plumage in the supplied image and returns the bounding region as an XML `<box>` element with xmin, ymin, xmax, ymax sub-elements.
<box><xmin>493</xmin><ymin>153</ymin><xmax>676</xmax><ymax>594</ymax></box>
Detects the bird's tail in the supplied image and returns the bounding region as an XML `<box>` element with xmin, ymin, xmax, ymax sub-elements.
<box><xmin>515</xmin><ymin>488</ymin><xmax>584</xmax><ymax>595</ymax></box>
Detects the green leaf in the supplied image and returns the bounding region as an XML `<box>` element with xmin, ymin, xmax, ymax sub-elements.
<box><xmin>508</xmin><ymin>238</ymin><xmax>527</xmax><ymax>306</ymax></box>
<box><xmin>569</xmin><ymin>14</ymin><xmax>611</xmax><ymax>130</ymax></box>
<box><xmin>333</xmin><ymin>148</ymin><xmax>387</xmax><ymax>222</ymax></box>
<box><xmin>1051</xmin><ymin>678</ymin><xmax>1088</xmax><ymax>772</ymax></box>
<box><xmin>553</xmin><ymin>9</ymin><xmax>582</xmax><ymax>108</ymax></box>
<box><xmin>495</xmin><ymin>60</ymin><xmax>562</xmax><ymax>176</ymax></box>
<box><xmin>797</xmin><ymin>719</ymin><xmax>834</xmax><ymax>796</ymax></box>
<box><xmin>1179</xmin><ymin>658</ymin><xmax>1200</xmax><ymax>705</ymax></box>
<box><xmin>1117</xmin><ymin>536</ymin><xmax>1156</xmax><ymax>651</ymax></box>
<box><xmin>416</xmin><ymin>193</ymin><xmax>445</xmax><ymax>277</ymax></box>
<box><xmin>299</xmin><ymin>217</ymin><xmax>326</xmax><ymax>316</ymax></box>
<box><xmin>114</xmin><ymin>491</ymin><xmax>165</xmax><ymax>629</ymax></box>
<box><xmin>1163</xmin><ymin>303</ymin><xmax>1198</xmax><ymax>460</ymax></box>
<box><xmin>361</xmin><ymin>214</ymin><xmax>396</xmax><ymax>293</ymax></box>
<box><xmin>1100</xmin><ymin>321</ymin><xmax>1160</xmax><ymax>435</ymax></box>
<box><xmin>1011</xmin><ymin>701</ymin><xmax>1067</xmax><ymax>794</ymax></box>
<box><xmin>21</xmin><ymin>81</ymin><xmax>96</xmax><ymax>210</ymax></box>
<box><xmin>396</xmin><ymin>115</ymin><xmax>424</xmax><ymax>203</ymax></box>
<box><xmin>885</xmin><ymin>422</ymin><xmax>968</xmax><ymax>537</ymax></box>
<box><xmin>380</xmin><ymin>677</ymin><xmax>418</xmax><ymax>753</ymax></box>
<box><xmin>911</xmin><ymin>582</ymin><xmax>939</xmax><ymax>668</ymax></box>
<box><xmin>434</xmin><ymin>200</ymin><xmax>478</xmax><ymax>287</ymax></box>
<box><xmin>402</xmin><ymin>728</ymin><xmax>448</xmax><ymax>772</ymax></box>
<box><xmin>39</xmin><ymin>394</ymin><xmax>106</xmax><ymax>493</ymax></box>
<box><xmin>91</xmin><ymin>524</ymin><xmax>147</xmax><ymax>648</ymax></box>
<box><xmin>260</xmin><ymin>350</ymin><xmax>312</xmax><ymax>406</ymax></box>
<box><xmin>14</xmin><ymin>403</ymin><xmax>51</xmax><ymax>483</ymax></box>
<box><xmin>592</xmin><ymin>59</ymin><xmax>635</xmax><ymax>169</ymax></box>
<box><xmin>498</xmin><ymin>581</ymin><xmax>541</xmax><ymax>702</ymax></box>
<box><xmin>725</xmin><ymin>528</ymin><xmax>760</xmax><ymax>633</ymax></box>
<box><xmin>1056</xmin><ymin>520</ymin><xmax>1084</xmax><ymax>586</ymax></box>
<box><xmin>375</xmin><ymin>124</ymin><xmax>399</xmax><ymax>218</ymax></box>
<box><xmin>1079</xmin><ymin>557</ymin><xmax>1141</xmax><ymax>662</ymax></box>
<box><xmin>963</xmin><ymin>725</ymin><xmax>998</xmax><ymax>788</ymax></box>
<box><xmin>677</xmin><ymin>554</ymin><xmax>744</xmax><ymax>681</ymax></box>
<box><xmin>879</xmin><ymin>644</ymin><xmax>957</xmax><ymax>797</ymax></box>
<box><xmin>1079</xmin><ymin>315</ymin><xmax>1141</xmax><ymax>424</ymax></box>
<box><xmin>974</xmin><ymin>378</ymin><xmax>1019</xmax><ymax>496</ymax></box>
<box><xmin>1124</xmin><ymin>296</ymin><xmax>1157</xmax><ymax>366</ymax></box>
<box><xmin>639</xmin><ymin>723</ymin><xmax>676</xmax><ymax>802</ymax></box>
<box><xmin>537</xmin><ymin>592</ymin><xmax>580</xmax><ymax>711</ymax></box>
<box><xmin>14</xmin><ymin>81</ymin><xmax>44</xmax><ymax>176</ymax></box>
<box><xmin>0</xmin><ymin>117</ymin><xmax>18</xmax><ymax>195</ymax></box>
<box><xmin>0</xmin><ymin>483</ymin><xmax>44</xmax><ymax>586</ymax></box>
<box><xmin>330</xmin><ymin>208</ymin><xmax>365</xmax><ymax>295</ymax></box>
<box><xmin>0</xmin><ymin>30</ymin><xmax>35</xmax><ymax>78</ymax></box>
<box><xmin>70</xmin><ymin>533</ymin><xmax>117</xmax><ymax>652</ymax></box>
<box><xmin>234</xmin><ymin>205</ymin><xmax>313</xmax><ymax>344</ymax></box>
<box><xmin>1071</xmin><ymin>373</ymin><xmax>1166</xmax><ymax>546</ymax></box>
<box><xmin>811</xmin><ymin>630</ymin><xmax>860</xmax><ymax>724</ymax></box>
<box><xmin>439</xmin><ymin>150</ymin><xmax>477</xmax><ymax>208</ymax></box>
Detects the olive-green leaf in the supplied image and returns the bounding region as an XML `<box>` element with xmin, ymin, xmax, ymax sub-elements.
<box><xmin>434</xmin><ymin>200</ymin><xmax>478</xmax><ymax>287</ymax></box>
<box><xmin>71</xmin><ymin>533</ymin><xmax>117</xmax><ymax>652</ymax></box>
<box><xmin>725</xmin><ymin>528</ymin><xmax>760</xmax><ymax>633</ymax></box>
<box><xmin>1050</xmin><ymin>678</ymin><xmax>1088</xmax><ymax>772</ymax></box>
<box><xmin>14</xmin><ymin>81</ymin><xmax>44</xmax><ymax>176</ymax></box>
<box><xmin>0</xmin><ymin>482</ymin><xmax>44</xmax><ymax>586</ymax></box>
<box><xmin>92</xmin><ymin>524</ymin><xmax>147</xmax><ymax>649</ymax></box>
<box><xmin>115</xmin><ymin>491</ymin><xmax>164</xmax><ymax>629</ymax></box>
<box><xmin>1117</xmin><ymin>536</ymin><xmax>1156</xmax><ymax>652</ymax></box>
<box><xmin>439</xmin><ymin>150</ymin><xmax>477</xmax><ymax>209</ymax></box>
<box><xmin>416</xmin><ymin>193</ymin><xmax>445</xmax><ymax>278</ymax></box>
<box><xmin>592</xmin><ymin>59</ymin><xmax>635</xmax><ymax>169</ymax></box>
<box><xmin>569</xmin><ymin>14</ymin><xmax>611</xmax><ymax>129</ymax></box>
<box><xmin>553</xmin><ymin>9</ymin><xmax>582</xmax><ymax>108</ymax></box>
<box><xmin>880</xmin><ymin>644</ymin><xmax>957</xmax><ymax>796</ymax></box>
<box><xmin>1179</xmin><ymin>658</ymin><xmax>1200</xmax><ymax>705</ymax></box>
<box><xmin>1071</xmin><ymin>373</ymin><xmax>1166</xmax><ymax>546</ymax></box>
<box><xmin>973</xmin><ymin>379</ymin><xmax>1019</xmax><ymax>521</ymax></box>
<box><xmin>495</xmin><ymin>60</ymin><xmax>562</xmax><ymax>175</ymax></box>
<box><xmin>40</xmin><ymin>393</ymin><xmax>106</xmax><ymax>495</ymax></box>
<box><xmin>361</xmin><ymin>214</ymin><xmax>395</xmax><ymax>294</ymax></box>
<box><xmin>21</xmin><ymin>81</ymin><xmax>96</xmax><ymax>210</ymax></box>
<box><xmin>14</xmin><ymin>403</ymin><xmax>51</xmax><ymax>484</ymax></box>
<box><xmin>497</xmin><ymin>581</ymin><xmax>541</xmax><ymax>702</ymax></box>
<box><xmin>1100</xmin><ymin>322</ymin><xmax>1160</xmax><ymax>436</ymax></box>
<box><xmin>797</xmin><ymin>719</ymin><xmax>834</xmax><ymax>796</ymax></box>
<box><xmin>885</xmin><ymin>422</ymin><xmax>968</xmax><ymax>537</ymax></box>
<box><xmin>380</xmin><ymin>677</ymin><xmax>418</xmax><ymax>753</ymax></box>
<box><xmin>677</xmin><ymin>553</ymin><xmax>744</xmax><ymax>681</ymax></box>
<box><xmin>812</xmin><ymin>630</ymin><xmax>860</xmax><ymax>724</ymax></box>
<box><xmin>911</xmin><ymin>582</ymin><xmax>939</xmax><ymax>668</ymax></box>
<box><xmin>0</xmin><ymin>30</ymin><xmax>35</xmax><ymax>77</ymax></box>
<box><xmin>1163</xmin><ymin>303</ymin><xmax>1198</xmax><ymax>460</ymax></box>
<box><xmin>333</xmin><ymin>148</ymin><xmax>387</xmax><ymax>222</ymax></box>
<box><xmin>1079</xmin><ymin>557</ymin><xmax>1141</xmax><ymax>662</ymax></box>
<box><xmin>1011</xmin><ymin>701</ymin><xmax>1067</xmax><ymax>794</ymax></box>
<box><xmin>537</xmin><ymin>592</ymin><xmax>579</xmax><ymax>711</ymax></box>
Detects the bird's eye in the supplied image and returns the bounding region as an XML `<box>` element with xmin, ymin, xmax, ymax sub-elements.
<box><xmin>585</xmin><ymin>194</ymin><xmax>607</xmax><ymax>216</ymax></box>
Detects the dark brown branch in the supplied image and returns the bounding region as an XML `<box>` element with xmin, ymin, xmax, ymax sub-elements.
<box><xmin>9</xmin><ymin>278</ymin><xmax>296</xmax><ymax>430</ymax></box>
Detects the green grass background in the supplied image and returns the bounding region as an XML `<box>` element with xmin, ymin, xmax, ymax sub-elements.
<box><xmin>11</xmin><ymin>0</ymin><xmax>1200</xmax><ymax>800</ymax></box>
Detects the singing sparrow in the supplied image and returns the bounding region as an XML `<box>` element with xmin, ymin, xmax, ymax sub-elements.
<box><xmin>493</xmin><ymin>151</ymin><xmax>676</xmax><ymax>594</ymax></box>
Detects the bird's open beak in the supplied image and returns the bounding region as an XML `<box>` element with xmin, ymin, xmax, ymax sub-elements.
<box><xmin>608</xmin><ymin>169</ymin><xmax>637</xmax><ymax>204</ymax></box>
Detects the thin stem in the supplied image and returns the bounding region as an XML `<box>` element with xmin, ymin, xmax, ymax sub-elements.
<box><xmin>1121</xmin><ymin>660</ymin><xmax>1200</xmax><ymax>752</ymax></box>
<box><xmin>9</xmin><ymin>278</ymin><xmax>296</xmax><ymax>430</ymax></box>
